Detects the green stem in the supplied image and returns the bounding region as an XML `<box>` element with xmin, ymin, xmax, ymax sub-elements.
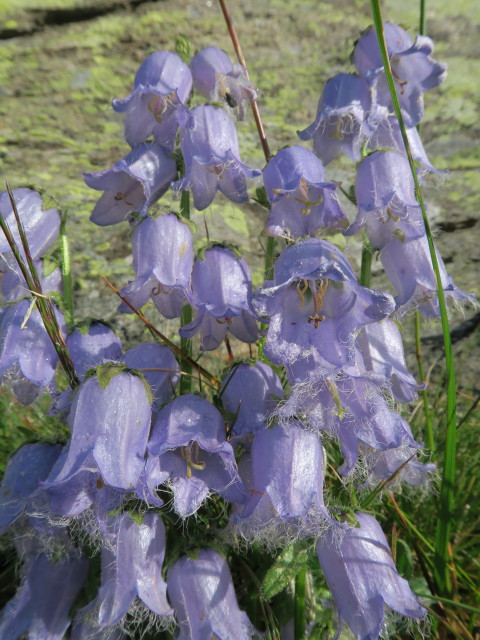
<box><xmin>370</xmin><ymin>0</ymin><xmax>457</xmax><ymax>596</ymax></box>
<box><xmin>264</xmin><ymin>236</ymin><xmax>276</xmax><ymax>281</ymax></box>
<box><xmin>359</xmin><ymin>238</ymin><xmax>372</xmax><ymax>287</ymax></box>
<box><xmin>180</xmin><ymin>190</ymin><xmax>193</xmax><ymax>395</ymax></box>
<box><xmin>60</xmin><ymin>209</ymin><xmax>75</xmax><ymax>331</ymax></box>
<box><xmin>415</xmin><ymin>310</ymin><xmax>434</xmax><ymax>450</ymax></box>
<box><xmin>294</xmin><ymin>565</ymin><xmax>307</xmax><ymax>640</ymax></box>
<box><xmin>419</xmin><ymin>0</ymin><xmax>426</xmax><ymax>35</ymax></box>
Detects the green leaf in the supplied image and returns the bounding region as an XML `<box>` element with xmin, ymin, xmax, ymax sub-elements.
<box><xmin>396</xmin><ymin>538</ymin><xmax>414</xmax><ymax>580</ymax></box>
<box><xmin>262</xmin><ymin>541</ymin><xmax>310</xmax><ymax>599</ymax></box>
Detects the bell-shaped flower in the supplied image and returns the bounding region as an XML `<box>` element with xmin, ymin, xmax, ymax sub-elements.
<box><xmin>172</xmin><ymin>105</ymin><xmax>261</xmax><ymax>210</ymax></box>
<box><xmin>1</xmin><ymin>255</ymin><xmax>62</xmax><ymax>303</ymax></box>
<box><xmin>0</xmin><ymin>443</ymin><xmax>61</xmax><ymax>534</ymax></box>
<box><xmin>0</xmin><ymin>187</ymin><xmax>60</xmax><ymax>261</ymax></box>
<box><xmin>167</xmin><ymin>548</ymin><xmax>257</xmax><ymax>640</ymax></box>
<box><xmin>84</xmin><ymin>143</ymin><xmax>177</xmax><ymax>226</ymax></box>
<box><xmin>253</xmin><ymin>238</ymin><xmax>395</xmax><ymax>367</ymax></box>
<box><xmin>0</xmin><ymin>551</ymin><xmax>89</xmax><ymax>640</ymax></box>
<box><xmin>180</xmin><ymin>246</ymin><xmax>258</xmax><ymax>350</ymax></box>
<box><xmin>94</xmin><ymin>511</ymin><xmax>172</xmax><ymax>626</ymax></box>
<box><xmin>46</xmin><ymin>365</ymin><xmax>152</xmax><ymax>490</ymax></box>
<box><xmin>45</xmin><ymin>447</ymin><xmax>124</xmax><ymax>528</ymax></box>
<box><xmin>346</xmin><ymin>151</ymin><xmax>424</xmax><ymax>248</ymax></box>
<box><xmin>147</xmin><ymin>394</ymin><xmax>247</xmax><ymax>517</ymax></box>
<box><xmin>190</xmin><ymin>46</ymin><xmax>258</xmax><ymax>120</ymax></box>
<box><xmin>122</xmin><ymin>341</ymin><xmax>180</xmax><ymax>406</ymax></box>
<box><xmin>112</xmin><ymin>51</ymin><xmax>192</xmax><ymax>148</ymax></box>
<box><xmin>298</xmin><ymin>73</ymin><xmax>380</xmax><ymax>164</ymax></box>
<box><xmin>240</xmin><ymin>421</ymin><xmax>334</xmax><ymax>525</ymax></box>
<box><xmin>220</xmin><ymin>361</ymin><xmax>283</xmax><ymax>438</ymax></box>
<box><xmin>356</xmin><ymin>319</ymin><xmax>423</xmax><ymax>402</ymax></box>
<box><xmin>72</xmin><ymin>601</ymin><xmax>127</xmax><ymax>640</ymax></box>
<box><xmin>119</xmin><ymin>213</ymin><xmax>194</xmax><ymax>319</ymax></box>
<box><xmin>0</xmin><ymin>300</ymin><xmax>66</xmax><ymax>398</ymax></box>
<box><xmin>353</xmin><ymin>23</ymin><xmax>447</xmax><ymax>127</ymax></box>
<box><xmin>262</xmin><ymin>145</ymin><xmax>348</xmax><ymax>239</ymax></box>
<box><xmin>316</xmin><ymin>512</ymin><xmax>425</xmax><ymax>639</ymax></box>
<box><xmin>67</xmin><ymin>322</ymin><xmax>123</xmax><ymax>379</ymax></box>
<box><xmin>366</xmin><ymin>114</ymin><xmax>440</xmax><ymax>173</ymax></box>
<box><xmin>279</xmin><ymin>369</ymin><xmax>416</xmax><ymax>476</ymax></box>
<box><xmin>380</xmin><ymin>235</ymin><xmax>476</xmax><ymax>317</ymax></box>
<box><xmin>364</xmin><ymin>437</ymin><xmax>436</xmax><ymax>489</ymax></box>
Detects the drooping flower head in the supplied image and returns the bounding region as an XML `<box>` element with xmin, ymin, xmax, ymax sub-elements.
<box><xmin>112</xmin><ymin>51</ymin><xmax>193</xmax><ymax>148</ymax></box>
<box><xmin>253</xmin><ymin>238</ymin><xmax>395</xmax><ymax>367</ymax></box>
<box><xmin>220</xmin><ymin>361</ymin><xmax>283</xmax><ymax>438</ymax></box>
<box><xmin>346</xmin><ymin>151</ymin><xmax>424</xmax><ymax>248</ymax></box>
<box><xmin>353</xmin><ymin>23</ymin><xmax>447</xmax><ymax>127</ymax></box>
<box><xmin>0</xmin><ymin>187</ymin><xmax>60</xmax><ymax>261</ymax></box>
<box><xmin>180</xmin><ymin>246</ymin><xmax>258</xmax><ymax>350</ymax></box>
<box><xmin>172</xmin><ymin>106</ymin><xmax>261</xmax><ymax>210</ymax></box>
<box><xmin>262</xmin><ymin>145</ymin><xmax>348</xmax><ymax>238</ymax></box>
<box><xmin>147</xmin><ymin>394</ymin><xmax>247</xmax><ymax>517</ymax></box>
<box><xmin>0</xmin><ymin>300</ymin><xmax>66</xmax><ymax>403</ymax></box>
<box><xmin>167</xmin><ymin>549</ymin><xmax>257</xmax><ymax>640</ymax></box>
<box><xmin>93</xmin><ymin>511</ymin><xmax>172</xmax><ymax>627</ymax></box>
<box><xmin>298</xmin><ymin>73</ymin><xmax>379</xmax><ymax>164</ymax></box>
<box><xmin>316</xmin><ymin>512</ymin><xmax>425</xmax><ymax>639</ymax></box>
<box><xmin>0</xmin><ymin>551</ymin><xmax>89</xmax><ymax>640</ymax></box>
<box><xmin>190</xmin><ymin>46</ymin><xmax>258</xmax><ymax>120</ymax></box>
<box><xmin>84</xmin><ymin>143</ymin><xmax>177</xmax><ymax>226</ymax></box>
<box><xmin>47</xmin><ymin>365</ymin><xmax>152</xmax><ymax>490</ymax></box>
<box><xmin>119</xmin><ymin>213</ymin><xmax>194</xmax><ymax>319</ymax></box>
<box><xmin>380</xmin><ymin>235</ymin><xmax>476</xmax><ymax>317</ymax></box>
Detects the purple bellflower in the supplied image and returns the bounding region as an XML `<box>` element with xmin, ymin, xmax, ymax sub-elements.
<box><xmin>262</xmin><ymin>145</ymin><xmax>348</xmax><ymax>239</ymax></box>
<box><xmin>366</xmin><ymin>114</ymin><xmax>439</xmax><ymax>173</ymax></box>
<box><xmin>1</xmin><ymin>256</ymin><xmax>62</xmax><ymax>303</ymax></box>
<box><xmin>280</xmin><ymin>368</ymin><xmax>416</xmax><ymax>476</ymax></box>
<box><xmin>316</xmin><ymin>512</ymin><xmax>425</xmax><ymax>639</ymax></box>
<box><xmin>67</xmin><ymin>322</ymin><xmax>123</xmax><ymax>379</ymax></box>
<box><xmin>112</xmin><ymin>51</ymin><xmax>192</xmax><ymax>148</ymax></box>
<box><xmin>220</xmin><ymin>361</ymin><xmax>283</xmax><ymax>438</ymax></box>
<box><xmin>240</xmin><ymin>421</ymin><xmax>334</xmax><ymax>525</ymax></box>
<box><xmin>167</xmin><ymin>548</ymin><xmax>257</xmax><ymax>640</ymax></box>
<box><xmin>172</xmin><ymin>105</ymin><xmax>261</xmax><ymax>210</ymax></box>
<box><xmin>84</xmin><ymin>143</ymin><xmax>177</xmax><ymax>226</ymax></box>
<box><xmin>364</xmin><ymin>433</ymin><xmax>436</xmax><ymax>489</ymax></box>
<box><xmin>346</xmin><ymin>151</ymin><xmax>424</xmax><ymax>248</ymax></box>
<box><xmin>0</xmin><ymin>442</ymin><xmax>61</xmax><ymax>534</ymax></box>
<box><xmin>95</xmin><ymin>511</ymin><xmax>172</xmax><ymax>626</ymax></box>
<box><xmin>0</xmin><ymin>187</ymin><xmax>60</xmax><ymax>261</ymax></box>
<box><xmin>190</xmin><ymin>46</ymin><xmax>258</xmax><ymax>120</ymax></box>
<box><xmin>122</xmin><ymin>341</ymin><xmax>180</xmax><ymax>406</ymax></box>
<box><xmin>47</xmin><ymin>366</ymin><xmax>152</xmax><ymax>490</ymax></box>
<box><xmin>380</xmin><ymin>235</ymin><xmax>476</xmax><ymax>317</ymax></box>
<box><xmin>180</xmin><ymin>246</ymin><xmax>258</xmax><ymax>350</ymax></box>
<box><xmin>0</xmin><ymin>300</ymin><xmax>66</xmax><ymax>401</ymax></box>
<box><xmin>119</xmin><ymin>213</ymin><xmax>194</xmax><ymax>319</ymax></box>
<box><xmin>253</xmin><ymin>238</ymin><xmax>395</xmax><ymax>367</ymax></box>
<box><xmin>353</xmin><ymin>23</ymin><xmax>447</xmax><ymax>128</ymax></box>
<box><xmin>356</xmin><ymin>319</ymin><xmax>423</xmax><ymax>402</ymax></box>
<box><xmin>0</xmin><ymin>551</ymin><xmax>89</xmax><ymax>640</ymax></box>
<box><xmin>147</xmin><ymin>394</ymin><xmax>247</xmax><ymax>517</ymax></box>
<box><xmin>298</xmin><ymin>73</ymin><xmax>380</xmax><ymax>164</ymax></box>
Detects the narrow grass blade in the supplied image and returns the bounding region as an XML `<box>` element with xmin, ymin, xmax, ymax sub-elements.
<box><xmin>369</xmin><ymin>0</ymin><xmax>458</xmax><ymax>595</ymax></box>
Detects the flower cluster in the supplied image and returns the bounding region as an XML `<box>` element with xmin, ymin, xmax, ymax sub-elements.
<box><xmin>0</xmin><ymin>22</ymin><xmax>472</xmax><ymax>640</ymax></box>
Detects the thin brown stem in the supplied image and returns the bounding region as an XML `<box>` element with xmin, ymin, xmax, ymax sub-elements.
<box><xmin>102</xmin><ymin>276</ymin><xmax>221</xmax><ymax>389</ymax></box>
<box><xmin>218</xmin><ymin>0</ymin><xmax>271</xmax><ymax>163</ymax></box>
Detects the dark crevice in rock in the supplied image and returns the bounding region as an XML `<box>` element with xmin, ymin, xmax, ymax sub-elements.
<box><xmin>421</xmin><ymin>311</ymin><xmax>480</xmax><ymax>346</ymax></box>
<box><xmin>436</xmin><ymin>217</ymin><xmax>477</xmax><ymax>233</ymax></box>
<box><xmin>0</xmin><ymin>0</ymin><xmax>159</xmax><ymax>40</ymax></box>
